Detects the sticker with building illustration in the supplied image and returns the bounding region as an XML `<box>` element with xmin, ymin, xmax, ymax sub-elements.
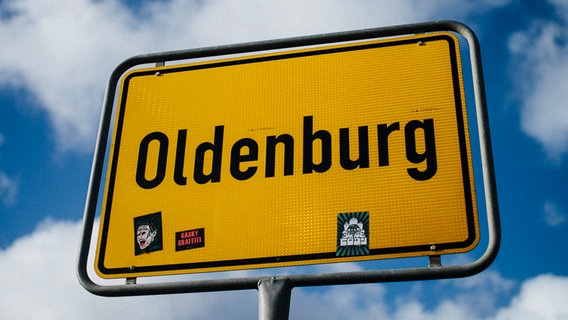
<box><xmin>134</xmin><ymin>212</ymin><xmax>163</xmax><ymax>255</ymax></box>
<box><xmin>337</xmin><ymin>212</ymin><xmax>369</xmax><ymax>257</ymax></box>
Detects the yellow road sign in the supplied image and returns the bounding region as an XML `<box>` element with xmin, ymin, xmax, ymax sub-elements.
<box><xmin>96</xmin><ymin>32</ymin><xmax>478</xmax><ymax>278</ymax></box>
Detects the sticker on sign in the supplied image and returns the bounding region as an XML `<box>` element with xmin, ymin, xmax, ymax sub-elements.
<box><xmin>94</xmin><ymin>31</ymin><xmax>478</xmax><ymax>278</ymax></box>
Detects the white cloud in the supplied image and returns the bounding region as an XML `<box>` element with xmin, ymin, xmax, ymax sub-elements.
<box><xmin>393</xmin><ymin>300</ymin><xmax>475</xmax><ymax>320</ymax></box>
<box><xmin>495</xmin><ymin>274</ymin><xmax>568</xmax><ymax>320</ymax></box>
<box><xmin>290</xmin><ymin>284</ymin><xmax>390</xmax><ymax>319</ymax></box>
<box><xmin>0</xmin><ymin>134</ymin><xmax>18</xmax><ymax>205</ymax></box>
<box><xmin>551</xmin><ymin>0</ymin><xmax>568</xmax><ymax>22</ymax></box>
<box><xmin>0</xmin><ymin>219</ymin><xmax>258</xmax><ymax>320</ymax></box>
<box><xmin>0</xmin><ymin>0</ymin><xmax>508</xmax><ymax>153</ymax></box>
<box><xmin>509</xmin><ymin>3</ymin><xmax>568</xmax><ymax>160</ymax></box>
<box><xmin>0</xmin><ymin>171</ymin><xmax>18</xmax><ymax>205</ymax></box>
<box><xmin>0</xmin><ymin>0</ymin><xmax>151</xmax><ymax>152</ymax></box>
<box><xmin>544</xmin><ymin>201</ymin><xmax>567</xmax><ymax>227</ymax></box>
<box><xmin>1</xmin><ymin>218</ymin><xmax>567</xmax><ymax>320</ymax></box>
<box><xmin>448</xmin><ymin>270</ymin><xmax>516</xmax><ymax>317</ymax></box>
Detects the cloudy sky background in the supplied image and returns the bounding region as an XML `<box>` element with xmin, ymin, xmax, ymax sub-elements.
<box><xmin>1</xmin><ymin>0</ymin><xmax>568</xmax><ymax>319</ymax></box>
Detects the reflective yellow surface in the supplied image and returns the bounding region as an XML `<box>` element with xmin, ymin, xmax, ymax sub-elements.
<box><xmin>96</xmin><ymin>32</ymin><xmax>478</xmax><ymax>278</ymax></box>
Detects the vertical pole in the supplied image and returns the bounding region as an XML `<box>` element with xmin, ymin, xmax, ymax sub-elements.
<box><xmin>258</xmin><ymin>277</ymin><xmax>292</xmax><ymax>320</ymax></box>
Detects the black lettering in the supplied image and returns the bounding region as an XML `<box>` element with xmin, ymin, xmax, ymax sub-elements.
<box><xmin>136</xmin><ymin>132</ymin><xmax>168</xmax><ymax>189</ymax></box>
<box><xmin>303</xmin><ymin>116</ymin><xmax>332</xmax><ymax>173</ymax></box>
<box><xmin>339</xmin><ymin>126</ymin><xmax>369</xmax><ymax>170</ymax></box>
<box><xmin>265</xmin><ymin>134</ymin><xmax>294</xmax><ymax>177</ymax></box>
<box><xmin>377</xmin><ymin>122</ymin><xmax>400</xmax><ymax>166</ymax></box>
<box><xmin>194</xmin><ymin>126</ymin><xmax>224</xmax><ymax>184</ymax></box>
<box><xmin>174</xmin><ymin>129</ymin><xmax>187</xmax><ymax>185</ymax></box>
<box><xmin>230</xmin><ymin>138</ymin><xmax>258</xmax><ymax>180</ymax></box>
<box><xmin>135</xmin><ymin>116</ymin><xmax>439</xmax><ymax>187</ymax></box>
<box><xmin>405</xmin><ymin>119</ymin><xmax>437</xmax><ymax>181</ymax></box>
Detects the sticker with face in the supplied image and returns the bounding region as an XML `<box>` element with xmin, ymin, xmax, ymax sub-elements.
<box><xmin>134</xmin><ymin>212</ymin><xmax>163</xmax><ymax>255</ymax></box>
<box><xmin>137</xmin><ymin>224</ymin><xmax>157</xmax><ymax>250</ymax></box>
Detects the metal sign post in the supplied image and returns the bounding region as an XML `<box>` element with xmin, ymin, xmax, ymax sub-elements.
<box><xmin>78</xmin><ymin>20</ymin><xmax>499</xmax><ymax>319</ymax></box>
<box><xmin>258</xmin><ymin>277</ymin><xmax>292</xmax><ymax>320</ymax></box>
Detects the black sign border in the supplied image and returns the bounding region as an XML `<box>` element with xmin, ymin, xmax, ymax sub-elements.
<box><xmin>78</xmin><ymin>20</ymin><xmax>500</xmax><ymax>297</ymax></box>
<box><xmin>97</xmin><ymin>33</ymin><xmax>475</xmax><ymax>276</ymax></box>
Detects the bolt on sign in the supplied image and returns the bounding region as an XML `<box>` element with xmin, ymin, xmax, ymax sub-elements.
<box><xmin>94</xmin><ymin>31</ymin><xmax>479</xmax><ymax>279</ymax></box>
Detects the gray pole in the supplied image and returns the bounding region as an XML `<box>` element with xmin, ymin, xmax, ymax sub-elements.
<box><xmin>258</xmin><ymin>277</ymin><xmax>292</xmax><ymax>320</ymax></box>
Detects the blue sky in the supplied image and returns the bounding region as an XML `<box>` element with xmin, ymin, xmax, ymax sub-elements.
<box><xmin>1</xmin><ymin>0</ymin><xmax>568</xmax><ymax>319</ymax></box>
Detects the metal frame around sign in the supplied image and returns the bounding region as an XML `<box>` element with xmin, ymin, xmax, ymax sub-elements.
<box><xmin>77</xmin><ymin>20</ymin><xmax>500</xmax><ymax>298</ymax></box>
